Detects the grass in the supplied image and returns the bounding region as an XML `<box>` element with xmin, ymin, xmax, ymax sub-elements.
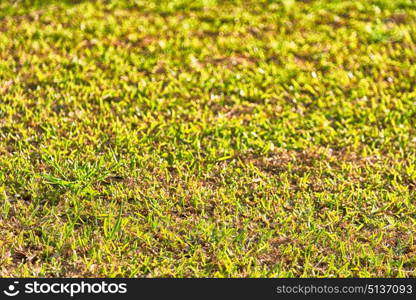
<box><xmin>0</xmin><ymin>0</ymin><xmax>415</xmax><ymax>277</ymax></box>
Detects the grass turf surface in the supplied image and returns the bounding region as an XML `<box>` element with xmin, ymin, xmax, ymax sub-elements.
<box><xmin>0</xmin><ymin>0</ymin><xmax>416</xmax><ymax>277</ymax></box>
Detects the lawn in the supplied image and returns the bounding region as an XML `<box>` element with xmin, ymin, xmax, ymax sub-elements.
<box><xmin>0</xmin><ymin>0</ymin><xmax>415</xmax><ymax>277</ymax></box>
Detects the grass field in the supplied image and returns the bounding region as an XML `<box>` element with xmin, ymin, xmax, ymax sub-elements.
<box><xmin>0</xmin><ymin>0</ymin><xmax>416</xmax><ymax>277</ymax></box>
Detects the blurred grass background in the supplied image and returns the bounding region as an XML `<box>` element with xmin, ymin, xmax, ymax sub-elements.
<box><xmin>0</xmin><ymin>0</ymin><xmax>416</xmax><ymax>277</ymax></box>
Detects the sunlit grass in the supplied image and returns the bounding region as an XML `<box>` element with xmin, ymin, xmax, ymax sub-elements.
<box><xmin>0</xmin><ymin>0</ymin><xmax>415</xmax><ymax>277</ymax></box>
